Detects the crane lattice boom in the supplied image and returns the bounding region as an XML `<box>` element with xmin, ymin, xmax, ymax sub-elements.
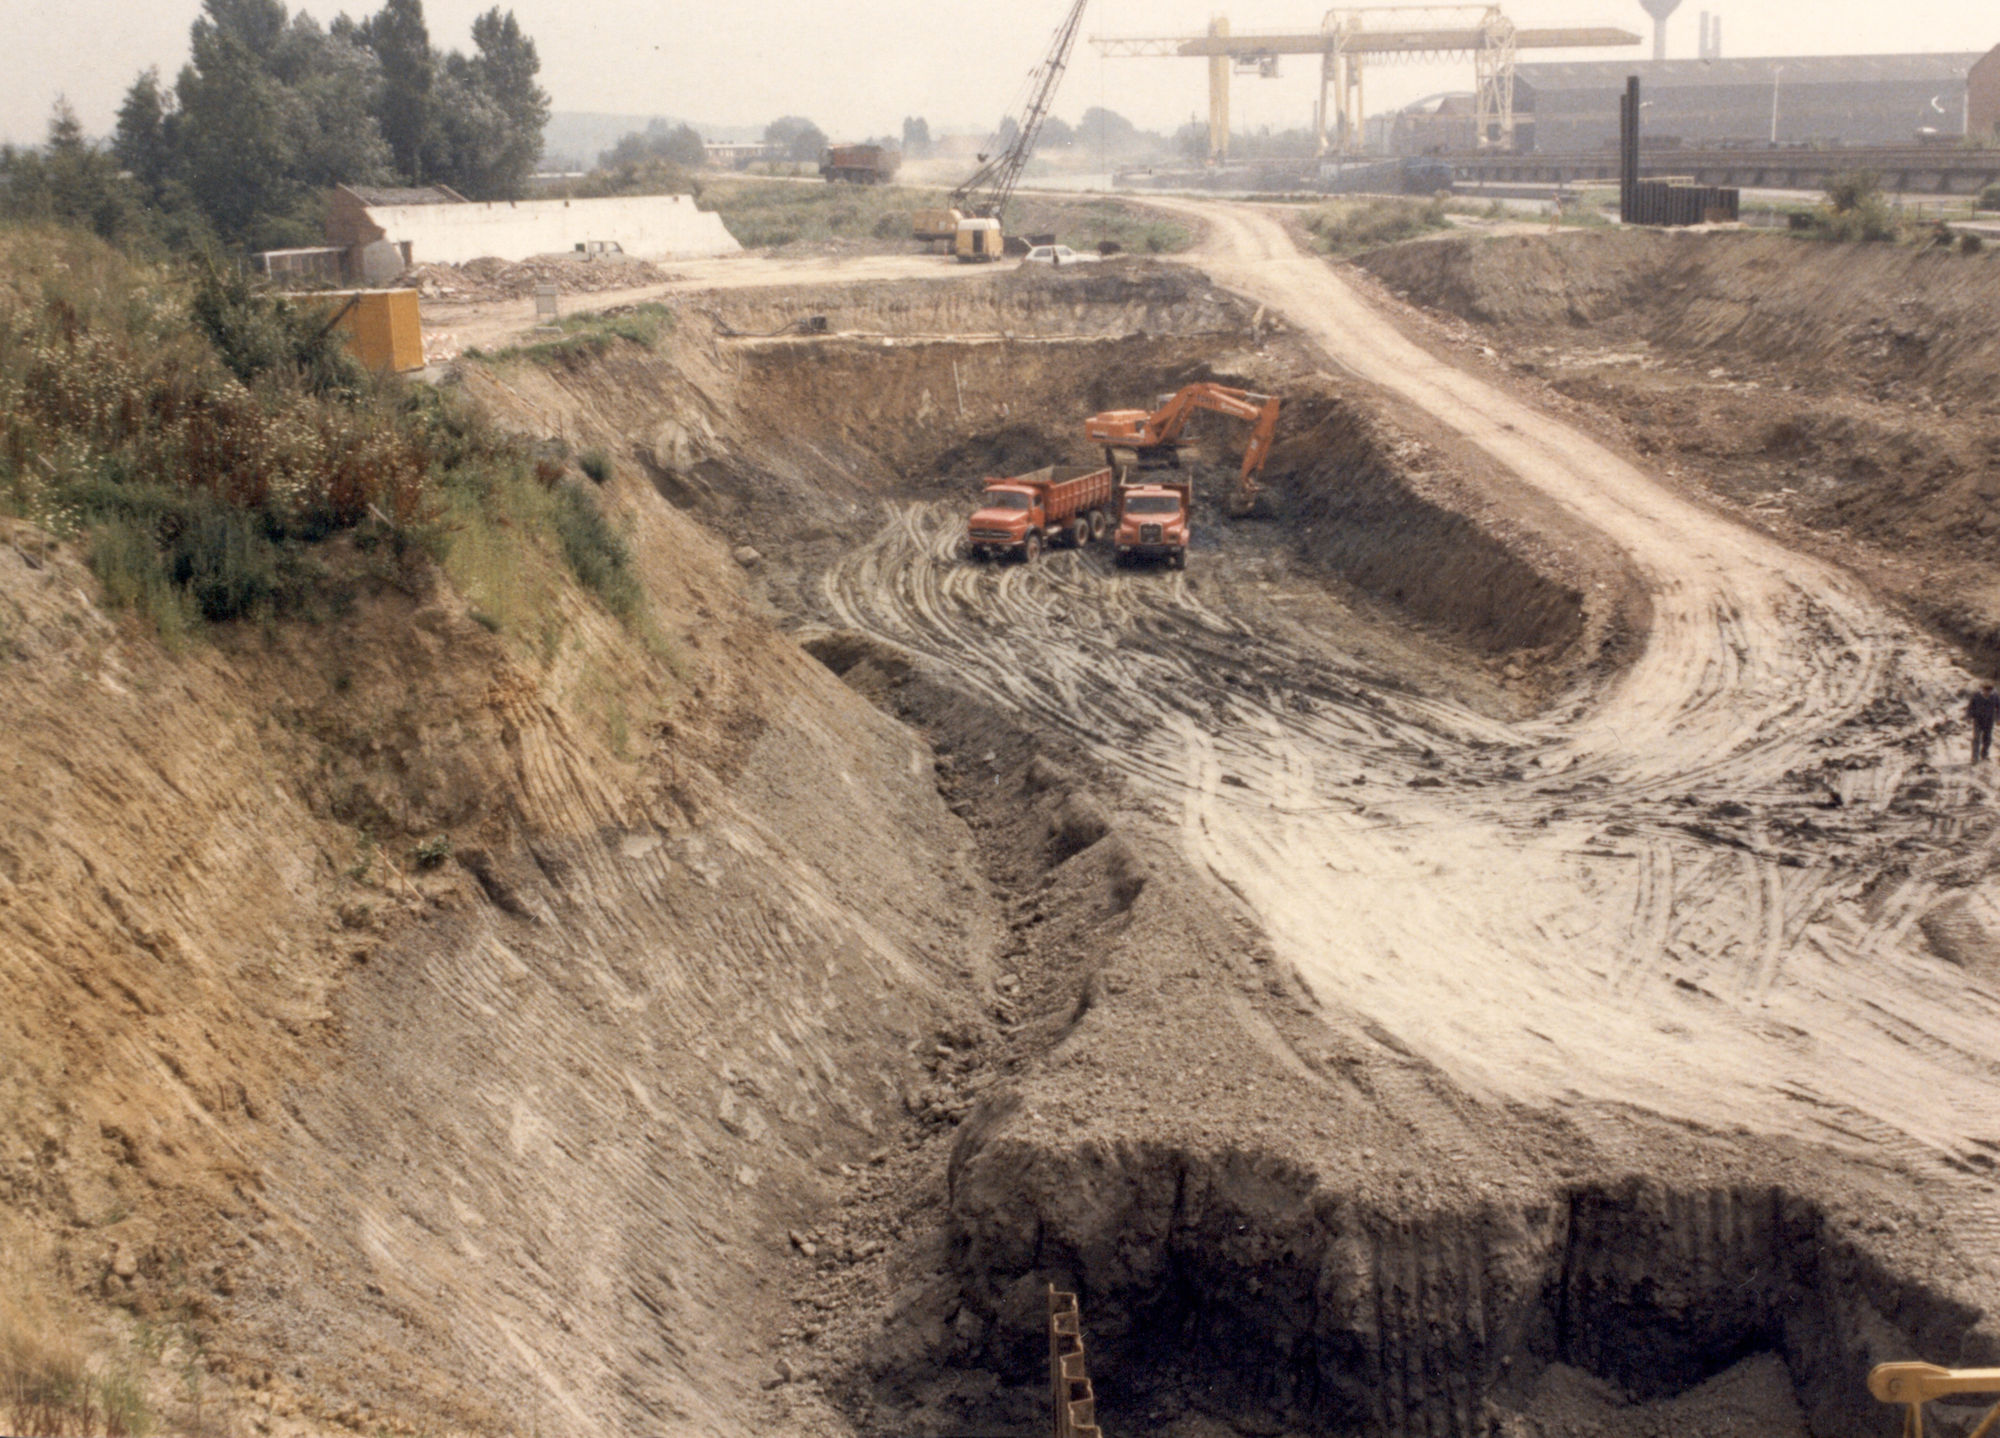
<box><xmin>953</xmin><ymin>0</ymin><xmax>1091</xmax><ymax>219</ymax></box>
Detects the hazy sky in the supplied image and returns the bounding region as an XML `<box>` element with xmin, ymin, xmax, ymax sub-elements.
<box><xmin>5</xmin><ymin>0</ymin><xmax>1996</xmax><ymax>148</ymax></box>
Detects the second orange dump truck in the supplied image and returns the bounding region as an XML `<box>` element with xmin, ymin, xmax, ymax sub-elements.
<box><xmin>963</xmin><ymin>466</ymin><xmax>1115</xmax><ymax>562</ymax></box>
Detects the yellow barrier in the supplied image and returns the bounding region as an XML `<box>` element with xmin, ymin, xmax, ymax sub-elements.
<box><xmin>308</xmin><ymin>289</ymin><xmax>425</xmax><ymax>373</ymax></box>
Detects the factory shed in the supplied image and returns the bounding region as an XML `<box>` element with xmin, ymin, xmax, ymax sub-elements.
<box><xmin>1972</xmin><ymin>44</ymin><xmax>2000</xmax><ymax>138</ymax></box>
<box><xmin>1518</xmin><ymin>52</ymin><xmax>1988</xmax><ymax>152</ymax></box>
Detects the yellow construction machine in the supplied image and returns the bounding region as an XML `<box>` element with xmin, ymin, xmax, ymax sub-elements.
<box><xmin>1872</xmin><ymin>1363</ymin><xmax>2000</xmax><ymax>1438</ymax></box>
<box><xmin>916</xmin><ymin>0</ymin><xmax>1088</xmax><ymax>260</ymax></box>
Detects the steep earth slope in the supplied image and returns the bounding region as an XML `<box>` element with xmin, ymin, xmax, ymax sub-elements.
<box><xmin>0</xmin><ymin>460</ymin><xmax>998</xmax><ymax>1435</ymax></box>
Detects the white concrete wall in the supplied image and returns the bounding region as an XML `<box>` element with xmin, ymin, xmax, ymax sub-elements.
<box><xmin>365</xmin><ymin>194</ymin><xmax>740</xmax><ymax>264</ymax></box>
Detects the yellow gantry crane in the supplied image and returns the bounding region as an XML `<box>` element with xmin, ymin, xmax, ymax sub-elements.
<box><xmin>1091</xmin><ymin>4</ymin><xmax>1640</xmax><ymax>161</ymax></box>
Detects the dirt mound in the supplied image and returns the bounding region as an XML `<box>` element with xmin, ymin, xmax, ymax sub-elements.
<box><xmin>405</xmin><ymin>253</ymin><xmax>680</xmax><ymax>301</ymax></box>
<box><xmin>1359</xmin><ymin>229</ymin><xmax>2000</xmax><ymax>667</ymax></box>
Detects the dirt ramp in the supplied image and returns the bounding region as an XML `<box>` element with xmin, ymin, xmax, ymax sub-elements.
<box><xmin>1358</xmin><ymin>227</ymin><xmax>2000</xmax><ymax>667</ymax></box>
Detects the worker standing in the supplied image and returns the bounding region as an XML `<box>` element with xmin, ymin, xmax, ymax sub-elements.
<box><xmin>1970</xmin><ymin>681</ymin><xmax>1999</xmax><ymax>762</ymax></box>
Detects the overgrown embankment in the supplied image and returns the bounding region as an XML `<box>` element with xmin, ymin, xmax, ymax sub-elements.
<box><xmin>0</xmin><ymin>230</ymin><xmax>1008</xmax><ymax>1438</ymax></box>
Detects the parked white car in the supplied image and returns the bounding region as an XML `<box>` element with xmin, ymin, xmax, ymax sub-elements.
<box><xmin>1021</xmin><ymin>244</ymin><xmax>1095</xmax><ymax>266</ymax></box>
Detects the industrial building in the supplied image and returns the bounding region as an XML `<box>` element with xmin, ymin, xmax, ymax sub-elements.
<box><xmin>1514</xmin><ymin>48</ymin><xmax>2000</xmax><ymax>152</ymax></box>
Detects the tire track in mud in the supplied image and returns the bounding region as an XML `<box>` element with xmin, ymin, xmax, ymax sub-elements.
<box><xmin>820</xmin><ymin>204</ymin><xmax>2000</xmax><ymax>1262</ymax></box>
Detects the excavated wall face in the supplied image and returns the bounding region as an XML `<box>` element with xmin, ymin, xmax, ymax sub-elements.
<box><xmin>1267</xmin><ymin>398</ymin><xmax>1587</xmax><ymax>659</ymax></box>
<box><xmin>945</xmin><ymin>1140</ymin><xmax>1981</xmax><ymax>1438</ymax></box>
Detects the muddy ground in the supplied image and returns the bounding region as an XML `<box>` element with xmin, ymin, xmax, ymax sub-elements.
<box><xmin>463</xmin><ymin>230</ymin><xmax>2000</xmax><ymax>1438</ymax></box>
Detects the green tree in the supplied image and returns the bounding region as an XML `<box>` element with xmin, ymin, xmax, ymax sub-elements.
<box><xmin>466</xmin><ymin>7</ymin><xmax>547</xmax><ymax>192</ymax></box>
<box><xmin>174</xmin><ymin>23</ymin><xmax>300</xmax><ymax>244</ymax></box>
<box><xmin>362</xmin><ymin>0</ymin><xmax>433</xmax><ymax>181</ymax></box>
<box><xmin>1076</xmin><ymin>106</ymin><xmax>1142</xmax><ymax>154</ymax></box>
<box><xmin>113</xmin><ymin>69</ymin><xmax>177</xmax><ymax>197</ymax></box>
<box><xmin>273</xmin><ymin>16</ymin><xmax>393</xmax><ymax>189</ymax></box>
<box><xmin>763</xmin><ymin>115</ymin><xmax>826</xmax><ymax>163</ymax></box>
<box><xmin>196</xmin><ymin>0</ymin><xmax>289</xmax><ymax>61</ymax></box>
<box><xmin>0</xmin><ymin>100</ymin><xmax>153</xmax><ymax>243</ymax></box>
<box><xmin>421</xmin><ymin>56</ymin><xmax>510</xmax><ymax>195</ymax></box>
<box><xmin>901</xmin><ymin>115</ymin><xmax>930</xmax><ymax>157</ymax></box>
<box><xmin>598</xmin><ymin>121</ymin><xmax>702</xmax><ymax>171</ymax></box>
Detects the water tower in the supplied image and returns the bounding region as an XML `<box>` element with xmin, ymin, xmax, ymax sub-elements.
<box><xmin>1637</xmin><ymin>0</ymin><xmax>1681</xmax><ymax>60</ymax></box>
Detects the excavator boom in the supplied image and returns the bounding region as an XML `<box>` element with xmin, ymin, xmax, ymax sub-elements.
<box><xmin>1083</xmin><ymin>382</ymin><xmax>1282</xmax><ymax>515</ymax></box>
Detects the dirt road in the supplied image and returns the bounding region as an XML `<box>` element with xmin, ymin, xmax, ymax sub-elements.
<box><xmin>820</xmin><ymin>201</ymin><xmax>2000</xmax><ymax>1259</ymax></box>
<box><xmin>430</xmin><ymin>250</ymin><xmax>987</xmax><ymax>354</ymax></box>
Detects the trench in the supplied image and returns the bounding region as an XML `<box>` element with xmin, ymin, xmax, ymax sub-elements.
<box><xmin>943</xmin><ymin>1139</ymin><xmax>1984</xmax><ymax>1438</ymax></box>
<box><xmin>495</xmin><ymin>271</ymin><xmax>1992</xmax><ymax>1437</ymax></box>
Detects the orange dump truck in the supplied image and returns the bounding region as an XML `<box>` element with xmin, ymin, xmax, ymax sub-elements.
<box><xmin>1110</xmin><ymin>478</ymin><xmax>1193</xmax><ymax>570</ymax></box>
<box><xmin>964</xmin><ymin>465</ymin><xmax>1114</xmax><ymax>563</ymax></box>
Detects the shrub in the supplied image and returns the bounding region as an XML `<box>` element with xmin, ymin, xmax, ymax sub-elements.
<box><xmin>1980</xmin><ymin>182</ymin><xmax>2000</xmax><ymax>213</ymax></box>
<box><xmin>552</xmin><ymin>482</ymin><xmax>643</xmax><ymax>620</ymax></box>
<box><xmin>1306</xmin><ymin>195</ymin><xmax>1450</xmax><ymax>253</ymax></box>
<box><xmin>1964</xmin><ymin>232</ymin><xmax>1986</xmax><ymax>255</ymax></box>
<box><xmin>1824</xmin><ymin>168</ymin><xmax>1883</xmax><ymax>214</ymax></box>
<box><xmin>1811</xmin><ymin>169</ymin><xmax>1900</xmax><ymax>243</ymax></box>
<box><xmin>578</xmin><ymin>448</ymin><xmax>612</xmax><ymax>483</ymax></box>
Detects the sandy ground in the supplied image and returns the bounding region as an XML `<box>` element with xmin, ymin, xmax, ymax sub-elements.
<box><xmin>809</xmin><ymin>201</ymin><xmax>2000</xmax><ymax>1264</ymax></box>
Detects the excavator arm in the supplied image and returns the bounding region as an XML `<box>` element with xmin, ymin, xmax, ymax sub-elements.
<box><xmin>1871</xmin><ymin>1363</ymin><xmax>2000</xmax><ymax>1438</ymax></box>
<box><xmin>1085</xmin><ymin>383</ymin><xmax>1282</xmax><ymax>516</ymax></box>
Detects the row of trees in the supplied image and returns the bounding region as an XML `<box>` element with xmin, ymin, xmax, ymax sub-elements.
<box><xmin>0</xmin><ymin>0</ymin><xmax>548</xmax><ymax>250</ymax></box>
<box><xmin>594</xmin><ymin>104</ymin><xmax>1173</xmax><ymax>182</ymax></box>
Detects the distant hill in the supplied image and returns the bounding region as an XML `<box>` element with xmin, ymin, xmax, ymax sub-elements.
<box><xmin>541</xmin><ymin>112</ymin><xmax>766</xmax><ymax>171</ymax></box>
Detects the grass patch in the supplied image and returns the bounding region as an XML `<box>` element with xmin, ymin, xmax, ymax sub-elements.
<box><xmin>1</xmin><ymin>1284</ymin><xmax>150</xmax><ymax>1437</ymax></box>
<box><xmin>702</xmin><ymin>176</ymin><xmax>950</xmax><ymax>248</ymax></box>
<box><xmin>552</xmin><ymin>481</ymin><xmax>643</xmax><ymax>621</ymax></box>
<box><xmin>1006</xmin><ymin>196</ymin><xmax>1194</xmax><ymax>255</ymax></box>
<box><xmin>1305</xmin><ymin>195</ymin><xmax>1450</xmax><ymax>254</ymax></box>
<box><xmin>477</xmin><ymin>303</ymin><xmax>675</xmax><ymax>366</ymax></box>
<box><xmin>697</xmin><ymin>178</ymin><xmax>1197</xmax><ymax>256</ymax></box>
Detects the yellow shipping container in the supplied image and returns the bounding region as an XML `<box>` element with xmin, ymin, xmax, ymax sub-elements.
<box><xmin>310</xmin><ymin>289</ymin><xmax>424</xmax><ymax>372</ymax></box>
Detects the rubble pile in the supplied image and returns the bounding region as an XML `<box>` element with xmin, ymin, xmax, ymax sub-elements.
<box><xmin>405</xmin><ymin>253</ymin><xmax>681</xmax><ymax>302</ymax></box>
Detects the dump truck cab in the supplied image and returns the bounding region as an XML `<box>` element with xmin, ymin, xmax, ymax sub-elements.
<box><xmin>1112</xmin><ymin>481</ymin><xmax>1192</xmax><ymax>569</ymax></box>
<box><xmin>966</xmin><ymin>483</ymin><xmax>1044</xmax><ymax>561</ymax></box>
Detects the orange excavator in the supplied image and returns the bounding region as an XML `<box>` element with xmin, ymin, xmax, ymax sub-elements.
<box><xmin>1084</xmin><ymin>382</ymin><xmax>1281</xmax><ymax>518</ymax></box>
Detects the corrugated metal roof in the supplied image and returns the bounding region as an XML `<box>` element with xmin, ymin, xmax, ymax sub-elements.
<box><xmin>343</xmin><ymin>184</ymin><xmax>466</xmax><ymax>207</ymax></box>
<box><xmin>1518</xmin><ymin>52</ymin><xmax>1984</xmax><ymax>89</ymax></box>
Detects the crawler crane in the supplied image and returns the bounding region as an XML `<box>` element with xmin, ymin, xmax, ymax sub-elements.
<box><xmin>912</xmin><ymin>0</ymin><xmax>1090</xmax><ymax>259</ymax></box>
<box><xmin>1085</xmin><ymin>382</ymin><xmax>1282</xmax><ymax>517</ymax></box>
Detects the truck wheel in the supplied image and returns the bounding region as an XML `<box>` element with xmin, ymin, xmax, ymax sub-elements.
<box><xmin>1170</xmin><ymin>549</ymin><xmax>1186</xmax><ymax>571</ymax></box>
<box><xmin>1022</xmin><ymin>534</ymin><xmax>1042</xmax><ymax>564</ymax></box>
<box><xmin>1088</xmin><ymin>509</ymin><xmax>1107</xmax><ymax>540</ymax></box>
<box><xmin>1071</xmin><ymin>517</ymin><xmax>1090</xmax><ymax>548</ymax></box>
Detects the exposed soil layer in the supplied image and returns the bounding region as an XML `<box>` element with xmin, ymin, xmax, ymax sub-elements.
<box><xmin>1358</xmin><ymin>229</ymin><xmax>2000</xmax><ymax>670</ymax></box>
